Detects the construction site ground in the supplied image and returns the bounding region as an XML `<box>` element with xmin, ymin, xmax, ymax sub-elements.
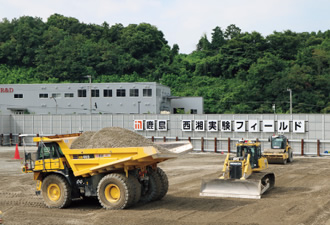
<box><xmin>1</xmin><ymin>146</ymin><xmax>330</xmax><ymax>225</ymax></box>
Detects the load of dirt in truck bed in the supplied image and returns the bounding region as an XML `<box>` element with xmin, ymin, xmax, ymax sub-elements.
<box><xmin>70</xmin><ymin>127</ymin><xmax>169</xmax><ymax>153</ymax></box>
<box><xmin>69</xmin><ymin>131</ymin><xmax>96</xmax><ymax>149</ymax></box>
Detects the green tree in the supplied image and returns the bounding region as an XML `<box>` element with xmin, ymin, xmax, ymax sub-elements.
<box><xmin>196</xmin><ymin>34</ymin><xmax>211</xmax><ymax>52</ymax></box>
<box><xmin>224</xmin><ymin>24</ymin><xmax>241</xmax><ymax>40</ymax></box>
<box><xmin>211</xmin><ymin>26</ymin><xmax>225</xmax><ymax>50</ymax></box>
<box><xmin>0</xmin><ymin>16</ymin><xmax>45</xmax><ymax>66</ymax></box>
<box><xmin>266</xmin><ymin>30</ymin><xmax>302</xmax><ymax>60</ymax></box>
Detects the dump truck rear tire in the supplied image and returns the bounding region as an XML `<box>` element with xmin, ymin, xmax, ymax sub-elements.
<box><xmin>139</xmin><ymin>170</ymin><xmax>161</xmax><ymax>203</ymax></box>
<box><xmin>97</xmin><ymin>173</ymin><xmax>133</xmax><ymax>210</ymax></box>
<box><xmin>127</xmin><ymin>175</ymin><xmax>141</xmax><ymax>206</ymax></box>
<box><xmin>41</xmin><ymin>174</ymin><xmax>72</xmax><ymax>208</ymax></box>
<box><xmin>156</xmin><ymin>167</ymin><xmax>168</xmax><ymax>200</ymax></box>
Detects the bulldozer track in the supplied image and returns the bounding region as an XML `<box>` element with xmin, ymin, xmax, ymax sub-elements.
<box><xmin>248</xmin><ymin>171</ymin><xmax>275</xmax><ymax>182</ymax></box>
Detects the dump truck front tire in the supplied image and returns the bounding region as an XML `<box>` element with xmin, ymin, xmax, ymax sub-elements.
<box><xmin>97</xmin><ymin>173</ymin><xmax>133</xmax><ymax>209</ymax></box>
<box><xmin>156</xmin><ymin>167</ymin><xmax>168</xmax><ymax>200</ymax></box>
<box><xmin>41</xmin><ymin>174</ymin><xmax>72</xmax><ymax>208</ymax></box>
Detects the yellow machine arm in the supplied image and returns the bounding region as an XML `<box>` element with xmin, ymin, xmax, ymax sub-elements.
<box><xmin>241</xmin><ymin>154</ymin><xmax>252</xmax><ymax>180</ymax></box>
<box><xmin>219</xmin><ymin>153</ymin><xmax>253</xmax><ymax>180</ymax></box>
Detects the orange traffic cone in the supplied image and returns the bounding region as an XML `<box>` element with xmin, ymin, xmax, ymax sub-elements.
<box><xmin>12</xmin><ymin>144</ymin><xmax>22</xmax><ymax>160</ymax></box>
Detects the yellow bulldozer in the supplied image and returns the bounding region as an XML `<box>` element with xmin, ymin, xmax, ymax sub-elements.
<box><xmin>263</xmin><ymin>135</ymin><xmax>293</xmax><ymax>164</ymax></box>
<box><xmin>200</xmin><ymin>139</ymin><xmax>275</xmax><ymax>199</ymax></box>
<box><xmin>21</xmin><ymin>133</ymin><xmax>188</xmax><ymax>209</ymax></box>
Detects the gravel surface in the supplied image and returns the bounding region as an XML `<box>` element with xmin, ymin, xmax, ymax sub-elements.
<box><xmin>1</xmin><ymin>146</ymin><xmax>330</xmax><ymax>225</ymax></box>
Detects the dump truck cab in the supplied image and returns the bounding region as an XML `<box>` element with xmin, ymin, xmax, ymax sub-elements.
<box><xmin>37</xmin><ymin>142</ymin><xmax>64</xmax><ymax>160</ymax></box>
<box><xmin>34</xmin><ymin>142</ymin><xmax>66</xmax><ymax>171</ymax></box>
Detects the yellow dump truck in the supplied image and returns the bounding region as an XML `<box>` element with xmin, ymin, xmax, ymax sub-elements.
<box><xmin>22</xmin><ymin>133</ymin><xmax>179</xmax><ymax>209</ymax></box>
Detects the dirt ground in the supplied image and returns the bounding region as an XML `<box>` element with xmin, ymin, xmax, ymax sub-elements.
<box><xmin>1</xmin><ymin>146</ymin><xmax>330</xmax><ymax>225</ymax></box>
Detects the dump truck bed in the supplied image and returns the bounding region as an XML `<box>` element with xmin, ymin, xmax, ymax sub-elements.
<box><xmin>33</xmin><ymin>134</ymin><xmax>181</xmax><ymax>177</ymax></box>
<box><xmin>62</xmin><ymin>146</ymin><xmax>177</xmax><ymax>177</ymax></box>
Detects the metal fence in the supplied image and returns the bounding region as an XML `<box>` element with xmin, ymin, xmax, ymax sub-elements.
<box><xmin>1</xmin><ymin>114</ymin><xmax>329</xmax><ymax>156</ymax></box>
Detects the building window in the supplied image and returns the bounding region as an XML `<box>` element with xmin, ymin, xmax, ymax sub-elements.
<box><xmin>64</xmin><ymin>93</ymin><xmax>74</xmax><ymax>98</ymax></box>
<box><xmin>14</xmin><ymin>94</ymin><xmax>23</xmax><ymax>98</ymax></box>
<box><xmin>130</xmin><ymin>89</ymin><xmax>139</xmax><ymax>97</ymax></box>
<box><xmin>14</xmin><ymin>110</ymin><xmax>25</xmax><ymax>115</ymax></box>
<box><xmin>52</xmin><ymin>93</ymin><xmax>61</xmax><ymax>98</ymax></box>
<box><xmin>190</xmin><ymin>109</ymin><xmax>198</xmax><ymax>114</ymax></box>
<box><xmin>39</xmin><ymin>93</ymin><xmax>48</xmax><ymax>98</ymax></box>
<box><xmin>143</xmin><ymin>89</ymin><xmax>152</xmax><ymax>97</ymax></box>
<box><xmin>92</xmin><ymin>89</ymin><xmax>99</xmax><ymax>97</ymax></box>
<box><xmin>173</xmin><ymin>108</ymin><xmax>185</xmax><ymax>114</ymax></box>
<box><xmin>103</xmin><ymin>89</ymin><xmax>112</xmax><ymax>97</ymax></box>
<box><xmin>78</xmin><ymin>89</ymin><xmax>86</xmax><ymax>97</ymax></box>
<box><xmin>116</xmin><ymin>89</ymin><xmax>126</xmax><ymax>97</ymax></box>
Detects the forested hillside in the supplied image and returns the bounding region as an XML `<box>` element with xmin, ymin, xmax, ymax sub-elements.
<box><xmin>0</xmin><ymin>14</ymin><xmax>329</xmax><ymax>113</ymax></box>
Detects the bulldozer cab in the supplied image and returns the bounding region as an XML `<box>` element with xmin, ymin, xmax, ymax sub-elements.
<box><xmin>236</xmin><ymin>144</ymin><xmax>262</xmax><ymax>169</ymax></box>
<box><xmin>271</xmin><ymin>136</ymin><xmax>287</xmax><ymax>149</ymax></box>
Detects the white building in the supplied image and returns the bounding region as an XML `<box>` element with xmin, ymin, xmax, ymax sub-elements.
<box><xmin>0</xmin><ymin>82</ymin><xmax>203</xmax><ymax>115</ymax></box>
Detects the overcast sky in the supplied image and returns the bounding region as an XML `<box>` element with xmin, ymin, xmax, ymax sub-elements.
<box><xmin>0</xmin><ymin>0</ymin><xmax>329</xmax><ymax>54</ymax></box>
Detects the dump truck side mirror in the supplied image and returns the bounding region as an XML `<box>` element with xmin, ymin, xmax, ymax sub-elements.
<box><xmin>25</xmin><ymin>152</ymin><xmax>31</xmax><ymax>160</ymax></box>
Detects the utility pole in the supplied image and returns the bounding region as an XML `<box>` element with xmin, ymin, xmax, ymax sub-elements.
<box><xmin>85</xmin><ymin>75</ymin><xmax>92</xmax><ymax>114</ymax></box>
<box><xmin>287</xmin><ymin>88</ymin><xmax>292</xmax><ymax>114</ymax></box>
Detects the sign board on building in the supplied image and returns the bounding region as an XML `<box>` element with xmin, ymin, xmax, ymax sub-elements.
<box><xmin>221</xmin><ymin>120</ymin><xmax>231</xmax><ymax>132</ymax></box>
<box><xmin>263</xmin><ymin>120</ymin><xmax>274</xmax><ymax>132</ymax></box>
<box><xmin>234</xmin><ymin>120</ymin><xmax>245</xmax><ymax>132</ymax></box>
<box><xmin>293</xmin><ymin>120</ymin><xmax>305</xmax><ymax>133</ymax></box>
<box><xmin>134</xmin><ymin>120</ymin><xmax>143</xmax><ymax>130</ymax></box>
<box><xmin>278</xmin><ymin>120</ymin><xmax>290</xmax><ymax>133</ymax></box>
<box><xmin>145</xmin><ymin>120</ymin><xmax>155</xmax><ymax>131</ymax></box>
<box><xmin>157</xmin><ymin>120</ymin><xmax>167</xmax><ymax>131</ymax></box>
<box><xmin>0</xmin><ymin>88</ymin><xmax>14</xmax><ymax>93</ymax></box>
<box><xmin>248</xmin><ymin>120</ymin><xmax>259</xmax><ymax>132</ymax></box>
<box><xmin>207</xmin><ymin>120</ymin><xmax>218</xmax><ymax>132</ymax></box>
<box><xmin>194</xmin><ymin>120</ymin><xmax>205</xmax><ymax>131</ymax></box>
<box><xmin>182</xmin><ymin>120</ymin><xmax>192</xmax><ymax>131</ymax></box>
<box><xmin>134</xmin><ymin>119</ymin><xmax>305</xmax><ymax>133</ymax></box>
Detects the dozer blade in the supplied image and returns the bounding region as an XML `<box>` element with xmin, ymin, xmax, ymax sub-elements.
<box><xmin>200</xmin><ymin>172</ymin><xmax>275</xmax><ymax>199</ymax></box>
<box><xmin>200</xmin><ymin>179</ymin><xmax>263</xmax><ymax>199</ymax></box>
